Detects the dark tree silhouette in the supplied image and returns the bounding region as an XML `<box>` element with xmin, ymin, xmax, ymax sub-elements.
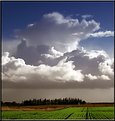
<box><xmin>2</xmin><ymin>98</ymin><xmax>86</xmax><ymax>106</ymax></box>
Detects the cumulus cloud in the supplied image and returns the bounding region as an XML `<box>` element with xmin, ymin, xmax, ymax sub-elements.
<box><xmin>82</xmin><ymin>14</ymin><xmax>93</xmax><ymax>19</ymax></box>
<box><xmin>2</xmin><ymin>47</ymin><xmax>114</xmax><ymax>89</ymax></box>
<box><xmin>85</xmin><ymin>74</ymin><xmax>98</xmax><ymax>80</ymax></box>
<box><xmin>98</xmin><ymin>58</ymin><xmax>114</xmax><ymax>76</ymax></box>
<box><xmin>100</xmin><ymin>75</ymin><xmax>110</xmax><ymax>80</ymax></box>
<box><xmin>85</xmin><ymin>74</ymin><xmax>110</xmax><ymax>81</ymax></box>
<box><xmin>65</xmin><ymin>48</ymin><xmax>108</xmax><ymax>75</ymax></box>
<box><xmin>2</xmin><ymin>52</ymin><xmax>84</xmax><ymax>83</ymax></box>
<box><xmin>16</xmin><ymin>12</ymin><xmax>100</xmax><ymax>53</ymax></box>
<box><xmin>2</xmin><ymin>12</ymin><xmax>114</xmax><ymax>89</ymax></box>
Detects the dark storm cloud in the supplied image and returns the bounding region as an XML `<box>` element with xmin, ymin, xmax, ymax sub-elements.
<box><xmin>16</xmin><ymin>39</ymin><xmax>51</xmax><ymax>65</ymax></box>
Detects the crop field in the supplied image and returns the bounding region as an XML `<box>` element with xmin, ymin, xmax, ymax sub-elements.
<box><xmin>2</xmin><ymin>106</ymin><xmax>114</xmax><ymax>119</ymax></box>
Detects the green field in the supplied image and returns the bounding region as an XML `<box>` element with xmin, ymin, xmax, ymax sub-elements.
<box><xmin>2</xmin><ymin>106</ymin><xmax>114</xmax><ymax>119</ymax></box>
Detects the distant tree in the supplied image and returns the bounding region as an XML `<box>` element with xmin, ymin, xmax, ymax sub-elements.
<box><xmin>2</xmin><ymin>98</ymin><xmax>86</xmax><ymax>106</ymax></box>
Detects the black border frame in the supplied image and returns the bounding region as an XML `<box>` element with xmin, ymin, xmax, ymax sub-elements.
<box><xmin>0</xmin><ymin>0</ymin><xmax>114</xmax><ymax>121</ymax></box>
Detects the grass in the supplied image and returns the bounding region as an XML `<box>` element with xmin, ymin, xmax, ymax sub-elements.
<box><xmin>2</xmin><ymin>106</ymin><xmax>114</xmax><ymax>119</ymax></box>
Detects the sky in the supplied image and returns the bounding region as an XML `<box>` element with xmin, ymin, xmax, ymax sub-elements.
<box><xmin>2</xmin><ymin>1</ymin><xmax>114</xmax><ymax>103</ymax></box>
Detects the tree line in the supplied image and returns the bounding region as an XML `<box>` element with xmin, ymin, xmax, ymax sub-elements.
<box><xmin>2</xmin><ymin>98</ymin><xmax>86</xmax><ymax>106</ymax></box>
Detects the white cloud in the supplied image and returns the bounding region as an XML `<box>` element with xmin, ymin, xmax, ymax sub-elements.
<box><xmin>85</xmin><ymin>74</ymin><xmax>110</xmax><ymax>81</ymax></box>
<box><xmin>99</xmin><ymin>75</ymin><xmax>110</xmax><ymax>80</ymax></box>
<box><xmin>87</xmin><ymin>31</ymin><xmax>114</xmax><ymax>38</ymax></box>
<box><xmin>98</xmin><ymin>58</ymin><xmax>114</xmax><ymax>76</ymax></box>
<box><xmin>2</xmin><ymin>52</ymin><xmax>84</xmax><ymax>83</ymax></box>
<box><xmin>41</xmin><ymin>47</ymin><xmax>63</xmax><ymax>59</ymax></box>
<box><xmin>41</xmin><ymin>53</ymin><xmax>55</xmax><ymax>59</ymax></box>
<box><xmin>84</xmin><ymin>50</ymin><xmax>108</xmax><ymax>59</ymax></box>
<box><xmin>27</xmin><ymin>23</ymin><xmax>35</xmax><ymax>28</ymax></box>
<box><xmin>82</xmin><ymin>14</ymin><xmax>93</xmax><ymax>19</ymax></box>
<box><xmin>85</xmin><ymin>74</ymin><xmax>98</xmax><ymax>80</ymax></box>
<box><xmin>51</xmin><ymin>47</ymin><xmax>63</xmax><ymax>57</ymax></box>
<box><xmin>43</xmin><ymin>12</ymin><xmax>80</xmax><ymax>27</ymax></box>
<box><xmin>2</xmin><ymin>52</ymin><xmax>10</xmax><ymax>65</ymax></box>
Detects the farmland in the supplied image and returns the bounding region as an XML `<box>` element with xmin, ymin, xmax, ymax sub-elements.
<box><xmin>2</xmin><ymin>104</ymin><xmax>114</xmax><ymax>119</ymax></box>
